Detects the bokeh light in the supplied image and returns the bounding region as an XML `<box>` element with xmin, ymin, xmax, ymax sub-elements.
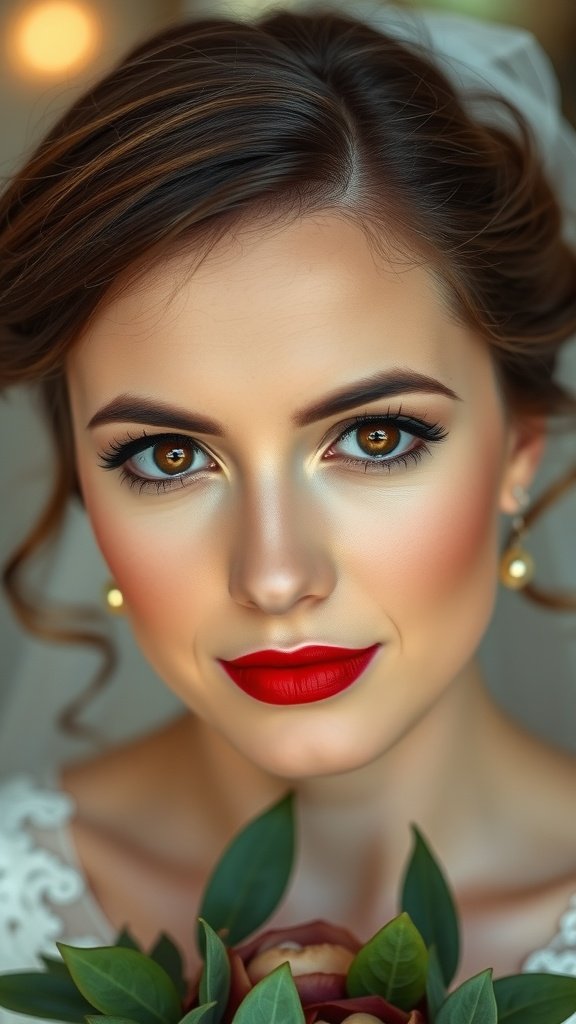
<box><xmin>10</xmin><ymin>1</ymin><xmax>101</xmax><ymax>77</ymax></box>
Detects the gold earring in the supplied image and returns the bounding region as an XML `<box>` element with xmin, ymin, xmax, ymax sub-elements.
<box><xmin>499</xmin><ymin>485</ymin><xmax>534</xmax><ymax>590</ymax></box>
<box><xmin>104</xmin><ymin>581</ymin><xmax>124</xmax><ymax>613</ymax></box>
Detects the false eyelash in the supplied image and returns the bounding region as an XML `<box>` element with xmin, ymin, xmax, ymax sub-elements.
<box><xmin>343</xmin><ymin>411</ymin><xmax>447</xmax><ymax>443</ymax></box>
<box><xmin>323</xmin><ymin>411</ymin><xmax>447</xmax><ymax>473</ymax></box>
<box><xmin>97</xmin><ymin>430</ymin><xmax>202</xmax><ymax>470</ymax></box>
<box><xmin>338</xmin><ymin>445</ymin><xmax>430</xmax><ymax>474</ymax></box>
<box><xmin>117</xmin><ymin>468</ymin><xmax>193</xmax><ymax>494</ymax></box>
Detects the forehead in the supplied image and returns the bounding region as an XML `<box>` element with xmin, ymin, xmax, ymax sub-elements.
<box><xmin>68</xmin><ymin>213</ymin><xmax>488</xmax><ymax>407</ymax></box>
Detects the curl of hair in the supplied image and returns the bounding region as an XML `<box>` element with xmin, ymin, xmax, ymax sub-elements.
<box><xmin>1</xmin><ymin>8</ymin><xmax>576</xmax><ymax>732</ymax></box>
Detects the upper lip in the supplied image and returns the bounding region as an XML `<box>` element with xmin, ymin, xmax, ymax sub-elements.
<box><xmin>219</xmin><ymin>644</ymin><xmax>379</xmax><ymax>667</ymax></box>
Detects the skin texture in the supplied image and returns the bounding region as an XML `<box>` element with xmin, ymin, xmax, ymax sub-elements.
<box><xmin>63</xmin><ymin>213</ymin><xmax>576</xmax><ymax>980</ymax></box>
<box><xmin>67</xmin><ymin>214</ymin><xmax>541</xmax><ymax>777</ymax></box>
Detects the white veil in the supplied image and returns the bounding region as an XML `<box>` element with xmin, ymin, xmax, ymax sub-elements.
<box><xmin>1</xmin><ymin>2</ymin><xmax>575</xmax><ymax>772</ymax></box>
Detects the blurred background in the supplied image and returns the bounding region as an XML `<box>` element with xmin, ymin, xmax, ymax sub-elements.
<box><xmin>1</xmin><ymin>0</ymin><xmax>575</xmax><ymax>772</ymax></box>
<box><xmin>1</xmin><ymin>0</ymin><xmax>574</xmax><ymax>179</ymax></box>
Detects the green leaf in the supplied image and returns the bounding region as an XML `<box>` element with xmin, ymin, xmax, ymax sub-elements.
<box><xmin>231</xmin><ymin>962</ymin><xmax>305</xmax><ymax>1024</ymax></box>
<box><xmin>114</xmin><ymin>928</ymin><xmax>143</xmax><ymax>951</ymax></box>
<box><xmin>426</xmin><ymin>944</ymin><xmax>447</xmax><ymax>1021</ymax></box>
<box><xmin>57</xmin><ymin>944</ymin><xmax>182</xmax><ymax>1024</ymax></box>
<box><xmin>178</xmin><ymin>1003</ymin><xmax>218</xmax><ymax>1024</ymax></box>
<box><xmin>401</xmin><ymin>825</ymin><xmax>460</xmax><ymax>986</ymax></box>
<box><xmin>494</xmin><ymin>972</ymin><xmax>576</xmax><ymax>1023</ymax></box>
<box><xmin>0</xmin><ymin>971</ymin><xmax>96</xmax><ymax>1021</ymax></box>
<box><xmin>198</xmin><ymin>791</ymin><xmax>295</xmax><ymax>948</ymax></box>
<box><xmin>346</xmin><ymin>911</ymin><xmax>428</xmax><ymax>1011</ymax></box>
<box><xmin>436</xmin><ymin>969</ymin><xmax>497</xmax><ymax>1024</ymax></box>
<box><xmin>198</xmin><ymin>919</ymin><xmax>231</xmax><ymax>1024</ymax></box>
<box><xmin>85</xmin><ymin>1018</ymin><xmax>139</xmax><ymax>1024</ymax></box>
<box><xmin>149</xmin><ymin>933</ymin><xmax>187</xmax><ymax>999</ymax></box>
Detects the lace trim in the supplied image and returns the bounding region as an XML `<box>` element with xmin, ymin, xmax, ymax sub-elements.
<box><xmin>0</xmin><ymin>775</ymin><xmax>102</xmax><ymax>970</ymax></box>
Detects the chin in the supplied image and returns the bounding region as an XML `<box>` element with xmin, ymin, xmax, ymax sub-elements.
<box><xmin>228</xmin><ymin>721</ymin><xmax>387</xmax><ymax>781</ymax></box>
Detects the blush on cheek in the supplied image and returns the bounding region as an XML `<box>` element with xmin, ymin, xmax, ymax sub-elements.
<box><xmin>411</xmin><ymin>482</ymin><xmax>499</xmax><ymax>589</ymax></box>
<box><xmin>87</xmin><ymin>492</ymin><xmax>223</xmax><ymax>658</ymax></box>
<box><xmin>388</xmin><ymin>466</ymin><xmax>503</xmax><ymax>671</ymax></box>
<box><xmin>87</xmin><ymin>501</ymin><xmax>186</xmax><ymax>619</ymax></box>
<box><xmin>347</xmin><ymin>446</ymin><xmax>504</xmax><ymax>667</ymax></box>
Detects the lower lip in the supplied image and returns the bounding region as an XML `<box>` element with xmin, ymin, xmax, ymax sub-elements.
<box><xmin>217</xmin><ymin>644</ymin><xmax>381</xmax><ymax>705</ymax></box>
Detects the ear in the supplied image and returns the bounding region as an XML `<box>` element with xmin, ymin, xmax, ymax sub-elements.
<box><xmin>499</xmin><ymin>415</ymin><xmax>546</xmax><ymax>514</ymax></box>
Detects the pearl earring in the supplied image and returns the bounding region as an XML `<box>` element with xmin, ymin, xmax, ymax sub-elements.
<box><xmin>499</xmin><ymin>485</ymin><xmax>534</xmax><ymax>589</ymax></box>
<box><xmin>104</xmin><ymin>581</ymin><xmax>124</xmax><ymax>613</ymax></box>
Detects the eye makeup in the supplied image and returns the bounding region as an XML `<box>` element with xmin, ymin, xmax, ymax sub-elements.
<box><xmin>97</xmin><ymin>410</ymin><xmax>448</xmax><ymax>495</ymax></box>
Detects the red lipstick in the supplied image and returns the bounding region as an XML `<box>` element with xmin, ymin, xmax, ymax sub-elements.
<box><xmin>217</xmin><ymin>644</ymin><xmax>381</xmax><ymax>705</ymax></box>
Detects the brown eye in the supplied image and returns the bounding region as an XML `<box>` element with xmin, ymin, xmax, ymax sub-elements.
<box><xmin>327</xmin><ymin>416</ymin><xmax>434</xmax><ymax>471</ymax></box>
<box><xmin>153</xmin><ymin>441</ymin><xmax>194</xmax><ymax>475</ymax></box>
<box><xmin>356</xmin><ymin>422</ymin><xmax>400</xmax><ymax>457</ymax></box>
<box><xmin>125</xmin><ymin>436</ymin><xmax>210</xmax><ymax>482</ymax></box>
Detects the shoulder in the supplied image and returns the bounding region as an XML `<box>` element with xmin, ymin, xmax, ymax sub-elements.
<box><xmin>508</xmin><ymin>735</ymin><xmax>576</xmax><ymax>965</ymax></box>
<box><xmin>495</xmin><ymin>721</ymin><xmax>576</xmax><ymax>880</ymax></box>
<box><xmin>525</xmin><ymin>740</ymin><xmax>576</xmax><ymax>873</ymax></box>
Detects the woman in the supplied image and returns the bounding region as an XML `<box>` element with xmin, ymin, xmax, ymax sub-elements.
<box><xmin>1</xmin><ymin>0</ymin><xmax>575</xmax><ymax>1013</ymax></box>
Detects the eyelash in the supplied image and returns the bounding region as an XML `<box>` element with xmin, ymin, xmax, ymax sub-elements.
<box><xmin>97</xmin><ymin>411</ymin><xmax>448</xmax><ymax>495</ymax></box>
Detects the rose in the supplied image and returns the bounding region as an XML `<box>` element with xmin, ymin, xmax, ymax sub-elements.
<box><xmin>304</xmin><ymin>1000</ymin><xmax>425</xmax><ymax>1023</ymax></box>
<box><xmin>227</xmin><ymin>920</ymin><xmax>426</xmax><ymax>1022</ymax></box>
<box><xmin>187</xmin><ymin>920</ymin><xmax>426</xmax><ymax>1023</ymax></box>
<box><xmin>228</xmin><ymin>920</ymin><xmax>361</xmax><ymax>1017</ymax></box>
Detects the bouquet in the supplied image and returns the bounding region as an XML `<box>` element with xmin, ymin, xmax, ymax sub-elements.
<box><xmin>1</xmin><ymin>793</ymin><xmax>575</xmax><ymax>1023</ymax></box>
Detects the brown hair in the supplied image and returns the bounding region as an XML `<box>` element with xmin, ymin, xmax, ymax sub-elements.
<box><xmin>2</xmin><ymin>7</ymin><xmax>576</xmax><ymax>731</ymax></box>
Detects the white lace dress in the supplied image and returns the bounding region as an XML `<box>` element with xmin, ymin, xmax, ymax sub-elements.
<box><xmin>1</xmin><ymin>773</ymin><xmax>575</xmax><ymax>1024</ymax></box>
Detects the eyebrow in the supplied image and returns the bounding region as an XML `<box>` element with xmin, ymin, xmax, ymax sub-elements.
<box><xmin>86</xmin><ymin>368</ymin><xmax>461</xmax><ymax>434</ymax></box>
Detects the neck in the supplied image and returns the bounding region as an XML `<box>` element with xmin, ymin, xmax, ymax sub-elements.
<box><xmin>292</xmin><ymin>661</ymin><xmax>501</xmax><ymax>889</ymax></box>
<box><xmin>169</xmin><ymin>658</ymin><xmax>520</xmax><ymax>891</ymax></box>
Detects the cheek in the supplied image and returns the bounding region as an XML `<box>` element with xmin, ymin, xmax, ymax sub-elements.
<box><xmin>86</xmin><ymin>487</ymin><xmax>223</xmax><ymax>634</ymax></box>
<box><xmin>344</xmin><ymin>445</ymin><xmax>503</xmax><ymax>649</ymax></box>
<box><xmin>400</xmin><ymin>475</ymin><xmax>497</xmax><ymax>589</ymax></box>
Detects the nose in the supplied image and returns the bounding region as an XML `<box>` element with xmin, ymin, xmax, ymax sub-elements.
<box><xmin>227</xmin><ymin>471</ymin><xmax>336</xmax><ymax>614</ymax></box>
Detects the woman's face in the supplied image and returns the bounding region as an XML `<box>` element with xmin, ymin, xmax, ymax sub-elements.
<box><xmin>67</xmin><ymin>214</ymin><xmax>542</xmax><ymax>778</ymax></box>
